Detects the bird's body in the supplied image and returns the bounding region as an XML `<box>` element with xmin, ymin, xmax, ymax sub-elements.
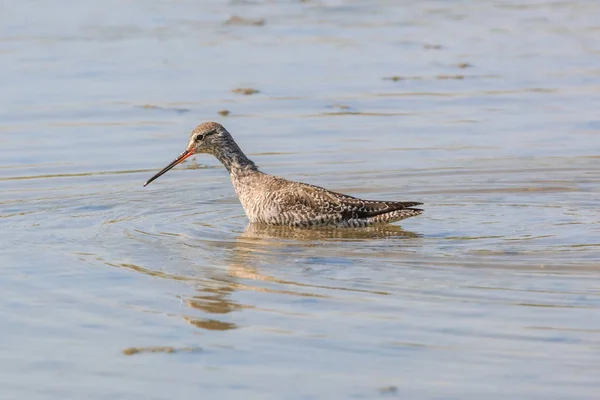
<box><xmin>232</xmin><ymin>171</ymin><xmax>422</xmax><ymax>227</ymax></box>
<box><xmin>144</xmin><ymin>122</ymin><xmax>423</xmax><ymax>228</ymax></box>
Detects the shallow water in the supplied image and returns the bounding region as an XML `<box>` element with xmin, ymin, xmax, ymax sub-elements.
<box><xmin>1</xmin><ymin>0</ymin><xmax>600</xmax><ymax>398</ymax></box>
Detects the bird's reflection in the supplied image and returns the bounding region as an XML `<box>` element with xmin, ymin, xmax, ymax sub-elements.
<box><xmin>111</xmin><ymin>223</ymin><xmax>421</xmax><ymax>333</ymax></box>
<box><xmin>240</xmin><ymin>223</ymin><xmax>421</xmax><ymax>241</ymax></box>
<box><xmin>185</xmin><ymin>286</ymin><xmax>242</xmax><ymax>331</ymax></box>
<box><xmin>184</xmin><ymin>223</ymin><xmax>421</xmax><ymax>329</ymax></box>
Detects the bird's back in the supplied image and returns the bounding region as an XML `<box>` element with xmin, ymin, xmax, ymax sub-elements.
<box><xmin>232</xmin><ymin>172</ymin><xmax>422</xmax><ymax>227</ymax></box>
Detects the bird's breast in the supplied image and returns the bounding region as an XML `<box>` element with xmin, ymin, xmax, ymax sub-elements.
<box><xmin>231</xmin><ymin>175</ymin><xmax>280</xmax><ymax>223</ymax></box>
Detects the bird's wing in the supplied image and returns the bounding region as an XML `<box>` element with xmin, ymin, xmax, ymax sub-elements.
<box><xmin>276</xmin><ymin>178</ymin><xmax>422</xmax><ymax>219</ymax></box>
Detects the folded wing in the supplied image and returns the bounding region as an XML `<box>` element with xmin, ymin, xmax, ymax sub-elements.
<box><xmin>279</xmin><ymin>180</ymin><xmax>422</xmax><ymax>220</ymax></box>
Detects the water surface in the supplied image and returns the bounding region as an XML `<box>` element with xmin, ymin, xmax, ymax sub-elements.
<box><xmin>1</xmin><ymin>0</ymin><xmax>599</xmax><ymax>399</ymax></box>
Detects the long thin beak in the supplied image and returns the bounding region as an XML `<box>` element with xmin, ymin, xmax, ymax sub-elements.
<box><xmin>143</xmin><ymin>148</ymin><xmax>195</xmax><ymax>187</ymax></box>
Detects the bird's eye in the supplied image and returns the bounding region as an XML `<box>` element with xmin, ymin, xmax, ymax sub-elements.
<box><xmin>195</xmin><ymin>134</ymin><xmax>204</xmax><ymax>141</ymax></box>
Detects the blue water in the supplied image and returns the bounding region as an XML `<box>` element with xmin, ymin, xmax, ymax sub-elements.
<box><xmin>1</xmin><ymin>1</ymin><xmax>599</xmax><ymax>398</ymax></box>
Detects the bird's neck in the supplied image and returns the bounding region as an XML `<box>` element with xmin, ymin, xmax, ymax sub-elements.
<box><xmin>213</xmin><ymin>139</ymin><xmax>259</xmax><ymax>176</ymax></box>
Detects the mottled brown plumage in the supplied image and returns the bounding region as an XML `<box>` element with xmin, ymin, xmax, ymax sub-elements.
<box><xmin>144</xmin><ymin>122</ymin><xmax>423</xmax><ymax>227</ymax></box>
